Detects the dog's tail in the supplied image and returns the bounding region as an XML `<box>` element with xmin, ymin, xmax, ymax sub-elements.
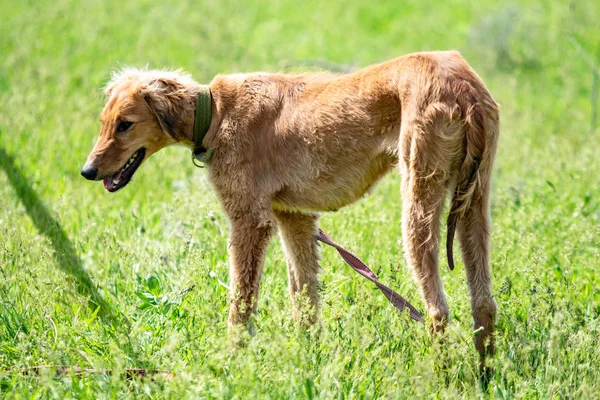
<box><xmin>446</xmin><ymin>102</ymin><xmax>495</xmax><ymax>270</ymax></box>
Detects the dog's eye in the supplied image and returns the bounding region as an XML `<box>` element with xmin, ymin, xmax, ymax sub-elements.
<box><xmin>116</xmin><ymin>120</ymin><xmax>133</xmax><ymax>133</ymax></box>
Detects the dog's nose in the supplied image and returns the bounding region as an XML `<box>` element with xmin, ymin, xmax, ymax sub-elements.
<box><xmin>81</xmin><ymin>167</ymin><xmax>98</xmax><ymax>180</ymax></box>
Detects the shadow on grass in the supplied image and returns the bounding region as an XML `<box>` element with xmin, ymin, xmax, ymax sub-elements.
<box><xmin>0</xmin><ymin>147</ymin><xmax>126</xmax><ymax>328</ymax></box>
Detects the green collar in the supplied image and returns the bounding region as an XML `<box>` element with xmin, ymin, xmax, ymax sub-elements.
<box><xmin>191</xmin><ymin>85</ymin><xmax>213</xmax><ymax>167</ymax></box>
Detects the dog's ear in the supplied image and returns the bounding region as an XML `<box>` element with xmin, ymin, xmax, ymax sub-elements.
<box><xmin>141</xmin><ymin>78</ymin><xmax>187</xmax><ymax>140</ymax></box>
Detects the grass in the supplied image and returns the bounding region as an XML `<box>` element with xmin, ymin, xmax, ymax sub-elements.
<box><xmin>1</xmin><ymin>0</ymin><xmax>599</xmax><ymax>397</ymax></box>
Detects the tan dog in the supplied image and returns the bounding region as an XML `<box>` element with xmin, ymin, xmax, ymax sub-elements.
<box><xmin>82</xmin><ymin>51</ymin><xmax>499</xmax><ymax>368</ymax></box>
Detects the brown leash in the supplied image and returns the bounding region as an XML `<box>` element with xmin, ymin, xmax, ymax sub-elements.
<box><xmin>316</xmin><ymin>229</ymin><xmax>424</xmax><ymax>323</ymax></box>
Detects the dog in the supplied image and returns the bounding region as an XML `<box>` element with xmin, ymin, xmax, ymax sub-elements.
<box><xmin>81</xmin><ymin>51</ymin><xmax>499</xmax><ymax>369</ymax></box>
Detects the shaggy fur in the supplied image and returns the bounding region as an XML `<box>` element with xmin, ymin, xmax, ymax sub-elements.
<box><xmin>82</xmin><ymin>51</ymin><xmax>499</xmax><ymax>368</ymax></box>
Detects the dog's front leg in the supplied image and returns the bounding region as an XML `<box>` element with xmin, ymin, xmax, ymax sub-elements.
<box><xmin>226</xmin><ymin>210</ymin><xmax>276</xmax><ymax>332</ymax></box>
<box><xmin>274</xmin><ymin>210</ymin><xmax>321</xmax><ymax>324</ymax></box>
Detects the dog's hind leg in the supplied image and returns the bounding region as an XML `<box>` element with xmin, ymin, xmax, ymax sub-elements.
<box><xmin>457</xmin><ymin>181</ymin><xmax>496</xmax><ymax>379</ymax></box>
<box><xmin>452</xmin><ymin>110</ymin><xmax>498</xmax><ymax>382</ymax></box>
<box><xmin>399</xmin><ymin>110</ymin><xmax>459</xmax><ymax>332</ymax></box>
<box><xmin>401</xmin><ymin>169</ymin><xmax>449</xmax><ymax>331</ymax></box>
<box><xmin>274</xmin><ymin>210</ymin><xmax>321</xmax><ymax>324</ymax></box>
<box><xmin>454</xmin><ymin>115</ymin><xmax>498</xmax><ymax>379</ymax></box>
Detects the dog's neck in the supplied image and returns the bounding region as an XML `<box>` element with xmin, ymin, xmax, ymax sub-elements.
<box><xmin>175</xmin><ymin>77</ymin><xmax>237</xmax><ymax>163</ymax></box>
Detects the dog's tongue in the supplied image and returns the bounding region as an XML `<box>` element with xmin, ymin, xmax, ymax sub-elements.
<box><xmin>103</xmin><ymin>178</ymin><xmax>114</xmax><ymax>191</ymax></box>
<box><xmin>103</xmin><ymin>170</ymin><xmax>124</xmax><ymax>191</ymax></box>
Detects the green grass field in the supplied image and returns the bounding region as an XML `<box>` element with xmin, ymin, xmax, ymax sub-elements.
<box><xmin>1</xmin><ymin>0</ymin><xmax>600</xmax><ymax>398</ymax></box>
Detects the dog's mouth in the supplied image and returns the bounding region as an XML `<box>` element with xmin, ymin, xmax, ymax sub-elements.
<box><xmin>103</xmin><ymin>147</ymin><xmax>146</xmax><ymax>192</ymax></box>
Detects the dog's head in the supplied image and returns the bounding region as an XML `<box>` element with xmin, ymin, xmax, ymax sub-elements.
<box><xmin>81</xmin><ymin>68</ymin><xmax>196</xmax><ymax>192</ymax></box>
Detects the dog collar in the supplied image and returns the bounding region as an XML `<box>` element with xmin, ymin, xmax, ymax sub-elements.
<box><xmin>191</xmin><ymin>85</ymin><xmax>213</xmax><ymax>167</ymax></box>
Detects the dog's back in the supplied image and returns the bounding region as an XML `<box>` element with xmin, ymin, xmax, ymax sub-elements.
<box><xmin>208</xmin><ymin>51</ymin><xmax>498</xmax><ymax>215</ymax></box>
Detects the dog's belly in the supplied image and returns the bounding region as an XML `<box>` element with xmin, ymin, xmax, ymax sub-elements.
<box><xmin>272</xmin><ymin>152</ymin><xmax>397</xmax><ymax>213</ymax></box>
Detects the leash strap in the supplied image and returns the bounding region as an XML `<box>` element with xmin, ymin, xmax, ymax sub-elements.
<box><xmin>316</xmin><ymin>228</ymin><xmax>424</xmax><ymax>323</ymax></box>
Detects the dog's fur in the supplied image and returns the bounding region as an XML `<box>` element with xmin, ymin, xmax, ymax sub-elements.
<box><xmin>83</xmin><ymin>51</ymin><xmax>499</xmax><ymax>366</ymax></box>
